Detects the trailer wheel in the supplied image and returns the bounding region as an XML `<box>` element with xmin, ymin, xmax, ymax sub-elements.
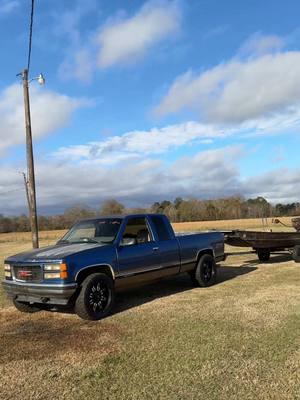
<box><xmin>191</xmin><ymin>254</ymin><xmax>217</xmax><ymax>287</ymax></box>
<box><xmin>292</xmin><ymin>245</ymin><xmax>300</xmax><ymax>263</ymax></box>
<box><xmin>257</xmin><ymin>249</ymin><xmax>270</xmax><ymax>262</ymax></box>
<box><xmin>75</xmin><ymin>273</ymin><xmax>115</xmax><ymax>320</ymax></box>
<box><xmin>13</xmin><ymin>299</ymin><xmax>41</xmax><ymax>313</ymax></box>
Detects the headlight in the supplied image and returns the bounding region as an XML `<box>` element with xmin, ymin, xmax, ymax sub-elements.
<box><xmin>44</xmin><ymin>263</ymin><xmax>68</xmax><ymax>279</ymax></box>
<box><xmin>44</xmin><ymin>272</ymin><xmax>61</xmax><ymax>279</ymax></box>
<box><xmin>44</xmin><ymin>264</ymin><xmax>61</xmax><ymax>271</ymax></box>
<box><xmin>4</xmin><ymin>264</ymin><xmax>11</xmax><ymax>278</ymax></box>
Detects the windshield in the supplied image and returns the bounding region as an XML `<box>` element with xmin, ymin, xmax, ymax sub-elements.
<box><xmin>59</xmin><ymin>218</ymin><xmax>122</xmax><ymax>244</ymax></box>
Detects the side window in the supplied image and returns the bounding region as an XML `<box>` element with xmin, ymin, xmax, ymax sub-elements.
<box><xmin>150</xmin><ymin>216</ymin><xmax>171</xmax><ymax>241</ymax></box>
<box><xmin>121</xmin><ymin>218</ymin><xmax>152</xmax><ymax>245</ymax></box>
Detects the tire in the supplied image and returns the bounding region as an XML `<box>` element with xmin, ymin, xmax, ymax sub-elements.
<box><xmin>13</xmin><ymin>299</ymin><xmax>41</xmax><ymax>313</ymax></box>
<box><xmin>191</xmin><ymin>254</ymin><xmax>217</xmax><ymax>287</ymax></box>
<box><xmin>75</xmin><ymin>273</ymin><xmax>115</xmax><ymax>321</ymax></box>
<box><xmin>292</xmin><ymin>245</ymin><xmax>300</xmax><ymax>263</ymax></box>
<box><xmin>257</xmin><ymin>249</ymin><xmax>270</xmax><ymax>262</ymax></box>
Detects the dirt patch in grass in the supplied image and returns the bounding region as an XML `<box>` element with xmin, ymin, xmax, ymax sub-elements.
<box><xmin>0</xmin><ymin>309</ymin><xmax>121</xmax><ymax>364</ymax></box>
<box><xmin>0</xmin><ymin>309</ymin><xmax>122</xmax><ymax>400</ymax></box>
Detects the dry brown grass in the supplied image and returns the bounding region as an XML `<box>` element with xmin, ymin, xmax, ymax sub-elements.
<box><xmin>0</xmin><ymin>218</ymin><xmax>299</xmax><ymax>399</ymax></box>
<box><xmin>0</xmin><ymin>229</ymin><xmax>67</xmax><ymax>244</ymax></box>
<box><xmin>0</xmin><ymin>215</ymin><xmax>296</xmax><ymax>244</ymax></box>
<box><xmin>173</xmin><ymin>216</ymin><xmax>297</xmax><ymax>232</ymax></box>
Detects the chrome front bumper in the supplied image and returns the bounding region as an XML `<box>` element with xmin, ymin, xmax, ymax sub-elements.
<box><xmin>2</xmin><ymin>280</ymin><xmax>77</xmax><ymax>305</ymax></box>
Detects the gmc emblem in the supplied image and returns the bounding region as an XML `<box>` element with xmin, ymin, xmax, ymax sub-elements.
<box><xmin>18</xmin><ymin>271</ymin><xmax>32</xmax><ymax>278</ymax></box>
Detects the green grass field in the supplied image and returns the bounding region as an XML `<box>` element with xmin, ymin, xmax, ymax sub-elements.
<box><xmin>0</xmin><ymin>221</ymin><xmax>299</xmax><ymax>399</ymax></box>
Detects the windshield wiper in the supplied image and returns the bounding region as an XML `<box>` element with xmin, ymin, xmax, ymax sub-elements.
<box><xmin>59</xmin><ymin>238</ymin><xmax>100</xmax><ymax>244</ymax></box>
<box><xmin>77</xmin><ymin>237</ymin><xmax>99</xmax><ymax>244</ymax></box>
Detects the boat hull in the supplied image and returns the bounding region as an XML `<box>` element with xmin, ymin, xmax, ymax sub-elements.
<box><xmin>224</xmin><ymin>230</ymin><xmax>300</xmax><ymax>250</ymax></box>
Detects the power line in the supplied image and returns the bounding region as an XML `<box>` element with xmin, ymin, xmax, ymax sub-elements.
<box><xmin>0</xmin><ymin>188</ymin><xmax>25</xmax><ymax>196</ymax></box>
<box><xmin>27</xmin><ymin>0</ymin><xmax>35</xmax><ymax>73</ymax></box>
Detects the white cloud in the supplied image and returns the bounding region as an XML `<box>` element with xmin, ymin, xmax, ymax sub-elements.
<box><xmin>154</xmin><ymin>37</ymin><xmax>300</xmax><ymax>126</ymax></box>
<box><xmin>2</xmin><ymin>144</ymin><xmax>300</xmax><ymax>214</ymax></box>
<box><xmin>59</xmin><ymin>48</ymin><xmax>95</xmax><ymax>83</ymax></box>
<box><xmin>0</xmin><ymin>146</ymin><xmax>242</xmax><ymax>214</ymax></box>
<box><xmin>53</xmin><ymin>0</ymin><xmax>98</xmax><ymax>45</ymax></box>
<box><xmin>0</xmin><ymin>84</ymin><xmax>88</xmax><ymax>154</ymax></box>
<box><xmin>238</xmin><ymin>33</ymin><xmax>284</xmax><ymax>57</ymax></box>
<box><xmin>53</xmin><ymin>0</ymin><xmax>99</xmax><ymax>82</ymax></box>
<box><xmin>57</xmin><ymin>1</ymin><xmax>180</xmax><ymax>80</ymax></box>
<box><xmin>0</xmin><ymin>0</ymin><xmax>19</xmax><ymax>16</ymax></box>
<box><xmin>54</xmin><ymin>121</ymin><xmax>224</xmax><ymax>161</ymax></box>
<box><xmin>170</xmin><ymin>146</ymin><xmax>242</xmax><ymax>197</ymax></box>
<box><xmin>55</xmin><ymin>0</ymin><xmax>180</xmax><ymax>83</ymax></box>
<box><xmin>96</xmin><ymin>0</ymin><xmax>180</xmax><ymax>68</ymax></box>
<box><xmin>241</xmin><ymin>168</ymin><xmax>300</xmax><ymax>203</ymax></box>
<box><xmin>53</xmin><ymin>110</ymin><xmax>300</xmax><ymax>165</ymax></box>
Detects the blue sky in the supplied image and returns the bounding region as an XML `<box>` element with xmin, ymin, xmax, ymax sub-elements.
<box><xmin>1</xmin><ymin>0</ymin><xmax>300</xmax><ymax>215</ymax></box>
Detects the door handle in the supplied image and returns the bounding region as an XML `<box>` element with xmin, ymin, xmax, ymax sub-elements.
<box><xmin>152</xmin><ymin>247</ymin><xmax>159</xmax><ymax>251</ymax></box>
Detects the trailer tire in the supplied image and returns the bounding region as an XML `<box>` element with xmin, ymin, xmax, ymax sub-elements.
<box><xmin>13</xmin><ymin>299</ymin><xmax>41</xmax><ymax>313</ymax></box>
<box><xmin>292</xmin><ymin>245</ymin><xmax>300</xmax><ymax>263</ymax></box>
<box><xmin>257</xmin><ymin>249</ymin><xmax>270</xmax><ymax>262</ymax></box>
<box><xmin>191</xmin><ymin>254</ymin><xmax>217</xmax><ymax>287</ymax></box>
<box><xmin>75</xmin><ymin>273</ymin><xmax>115</xmax><ymax>320</ymax></box>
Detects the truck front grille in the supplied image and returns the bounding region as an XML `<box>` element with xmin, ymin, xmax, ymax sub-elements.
<box><xmin>13</xmin><ymin>265</ymin><xmax>42</xmax><ymax>283</ymax></box>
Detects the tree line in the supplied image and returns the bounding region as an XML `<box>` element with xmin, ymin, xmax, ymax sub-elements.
<box><xmin>1</xmin><ymin>197</ymin><xmax>300</xmax><ymax>233</ymax></box>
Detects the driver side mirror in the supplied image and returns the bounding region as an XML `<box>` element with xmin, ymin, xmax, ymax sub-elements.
<box><xmin>120</xmin><ymin>237</ymin><xmax>137</xmax><ymax>246</ymax></box>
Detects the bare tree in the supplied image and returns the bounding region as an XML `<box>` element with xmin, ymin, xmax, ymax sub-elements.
<box><xmin>99</xmin><ymin>199</ymin><xmax>125</xmax><ymax>215</ymax></box>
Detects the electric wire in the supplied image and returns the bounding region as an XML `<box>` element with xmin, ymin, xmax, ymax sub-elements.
<box><xmin>27</xmin><ymin>0</ymin><xmax>35</xmax><ymax>73</ymax></box>
<box><xmin>0</xmin><ymin>188</ymin><xmax>25</xmax><ymax>196</ymax></box>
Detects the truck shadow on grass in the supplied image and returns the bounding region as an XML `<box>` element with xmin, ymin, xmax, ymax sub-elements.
<box><xmin>234</xmin><ymin>252</ymin><xmax>292</xmax><ymax>266</ymax></box>
<box><xmin>113</xmin><ymin>265</ymin><xmax>257</xmax><ymax>315</ymax></box>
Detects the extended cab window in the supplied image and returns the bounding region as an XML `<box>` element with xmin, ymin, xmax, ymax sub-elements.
<box><xmin>121</xmin><ymin>217</ymin><xmax>152</xmax><ymax>245</ymax></box>
<box><xmin>150</xmin><ymin>216</ymin><xmax>171</xmax><ymax>241</ymax></box>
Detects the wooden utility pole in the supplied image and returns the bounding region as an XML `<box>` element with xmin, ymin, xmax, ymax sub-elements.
<box><xmin>22</xmin><ymin>68</ymin><xmax>39</xmax><ymax>248</ymax></box>
<box><xmin>22</xmin><ymin>172</ymin><xmax>31</xmax><ymax>213</ymax></box>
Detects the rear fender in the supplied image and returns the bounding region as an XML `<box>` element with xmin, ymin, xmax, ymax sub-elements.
<box><xmin>196</xmin><ymin>248</ymin><xmax>214</xmax><ymax>264</ymax></box>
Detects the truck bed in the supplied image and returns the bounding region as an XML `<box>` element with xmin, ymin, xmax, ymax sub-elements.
<box><xmin>176</xmin><ymin>231</ymin><xmax>225</xmax><ymax>266</ymax></box>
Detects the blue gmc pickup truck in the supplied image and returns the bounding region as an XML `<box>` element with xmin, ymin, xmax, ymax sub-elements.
<box><xmin>3</xmin><ymin>214</ymin><xmax>224</xmax><ymax>320</ymax></box>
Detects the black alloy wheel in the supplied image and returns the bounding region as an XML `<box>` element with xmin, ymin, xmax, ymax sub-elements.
<box><xmin>201</xmin><ymin>259</ymin><xmax>213</xmax><ymax>283</ymax></box>
<box><xmin>89</xmin><ymin>282</ymin><xmax>109</xmax><ymax>312</ymax></box>
<box><xmin>191</xmin><ymin>253</ymin><xmax>217</xmax><ymax>287</ymax></box>
<box><xmin>75</xmin><ymin>273</ymin><xmax>115</xmax><ymax>320</ymax></box>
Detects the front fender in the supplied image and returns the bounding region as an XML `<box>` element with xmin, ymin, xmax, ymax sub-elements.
<box><xmin>75</xmin><ymin>264</ymin><xmax>115</xmax><ymax>281</ymax></box>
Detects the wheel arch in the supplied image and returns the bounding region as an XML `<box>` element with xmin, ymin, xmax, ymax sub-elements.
<box><xmin>75</xmin><ymin>264</ymin><xmax>115</xmax><ymax>284</ymax></box>
<box><xmin>191</xmin><ymin>248</ymin><xmax>217</xmax><ymax>287</ymax></box>
<box><xmin>196</xmin><ymin>248</ymin><xmax>214</xmax><ymax>264</ymax></box>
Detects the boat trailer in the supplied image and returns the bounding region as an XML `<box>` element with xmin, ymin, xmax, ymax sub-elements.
<box><xmin>224</xmin><ymin>217</ymin><xmax>300</xmax><ymax>262</ymax></box>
